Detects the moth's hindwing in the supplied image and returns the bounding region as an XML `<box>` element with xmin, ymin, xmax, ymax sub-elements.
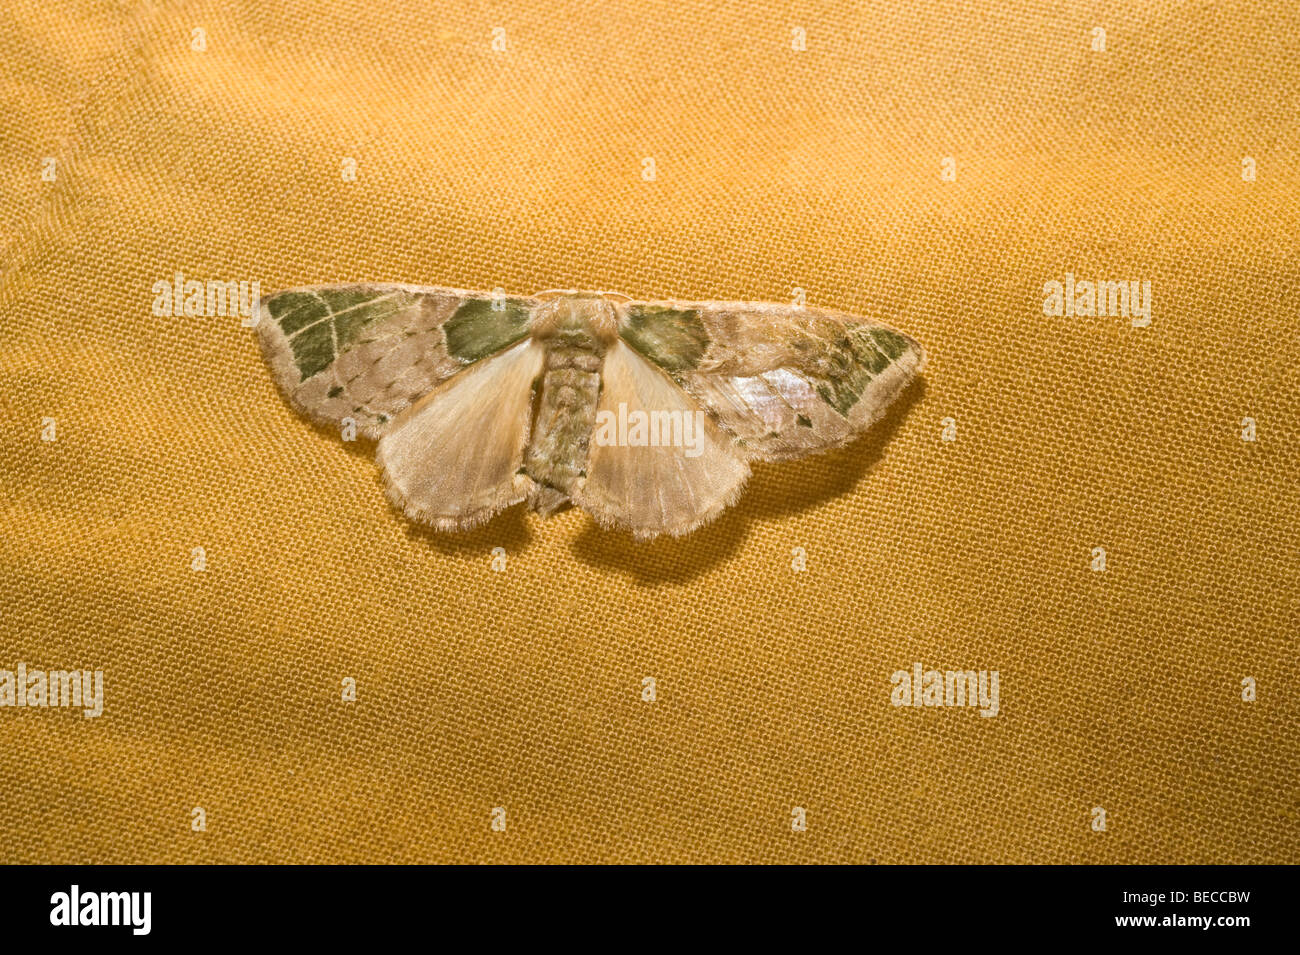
<box><xmin>618</xmin><ymin>302</ymin><xmax>925</xmax><ymax>460</ymax></box>
<box><xmin>257</xmin><ymin>285</ymin><xmax>536</xmax><ymax>439</ymax></box>
<box><xmin>377</xmin><ymin>339</ymin><xmax>546</xmax><ymax>531</ymax></box>
<box><xmin>574</xmin><ymin>342</ymin><xmax>751</xmax><ymax>539</ymax></box>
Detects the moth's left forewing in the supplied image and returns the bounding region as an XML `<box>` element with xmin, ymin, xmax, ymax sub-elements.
<box><xmin>618</xmin><ymin>301</ymin><xmax>924</xmax><ymax>461</ymax></box>
<box><xmin>256</xmin><ymin>284</ymin><xmax>536</xmax><ymax>440</ymax></box>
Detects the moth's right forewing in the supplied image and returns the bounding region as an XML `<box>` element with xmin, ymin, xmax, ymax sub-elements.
<box><xmin>257</xmin><ymin>285</ymin><xmax>536</xmax><ymax>440</ymax></box>
<box><xmin>619</xmin><ymin>302</ymin><xmax>924</xmax><ymax>461</ymax></box>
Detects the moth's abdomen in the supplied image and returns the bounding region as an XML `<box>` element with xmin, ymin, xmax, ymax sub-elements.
<box><xmin>523</xmin><ymin>295</ymin><xmax>619</xmax><ymax>513</ymax></box>
<box><xmin>524</xmin><ymin>346</ymin><xmax>603</xmax><ymax>513</ymax></box>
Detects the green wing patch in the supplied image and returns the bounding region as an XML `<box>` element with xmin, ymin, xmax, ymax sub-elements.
<box><xmin>443</xmin><ymin>297</ymin><xmax>533</xmax><ymax>363</ymax></box>
<box><xmin>804</xmin><ymin>324</ymin><xmax>898</xmax><ymax>417</ymax></box>
<box><xmin>619</xmin><ymin>305</ymin><xmax>709</xmax><ymax>373</ymax></box>
<box><xmin>268</xmin><ymin>287</ymin><xmax>414</xmax><ymax>381</ymax></box>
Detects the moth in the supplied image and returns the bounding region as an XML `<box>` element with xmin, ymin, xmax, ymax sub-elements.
<box><xmin>256</xmin><ymin>286</ymin><xmax>925</xmax><ymax>538</ymax></box>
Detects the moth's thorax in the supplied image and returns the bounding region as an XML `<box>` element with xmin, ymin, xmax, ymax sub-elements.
<box><xmin>530</xmin><ymin>294</ymin><xmax>619</xmax><ymax>349</ymax></box>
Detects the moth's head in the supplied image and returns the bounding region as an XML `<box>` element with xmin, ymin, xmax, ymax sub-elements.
<box><xmin>531</xmin><ymin>292</ymin><xmax>620</xmax><ymax>346</ymax></box>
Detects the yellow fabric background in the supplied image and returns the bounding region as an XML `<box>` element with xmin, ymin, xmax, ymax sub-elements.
<box><xmin>2</xmin><ymin>0</ymin><xmax>1297</xmax><ymax>864</ymax></box>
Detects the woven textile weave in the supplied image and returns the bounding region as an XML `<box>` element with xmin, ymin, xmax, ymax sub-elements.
<box><xmin>1</xmin><ymin>0</ymin><xmax>1296</xmax><ymax>863</ymax></box>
